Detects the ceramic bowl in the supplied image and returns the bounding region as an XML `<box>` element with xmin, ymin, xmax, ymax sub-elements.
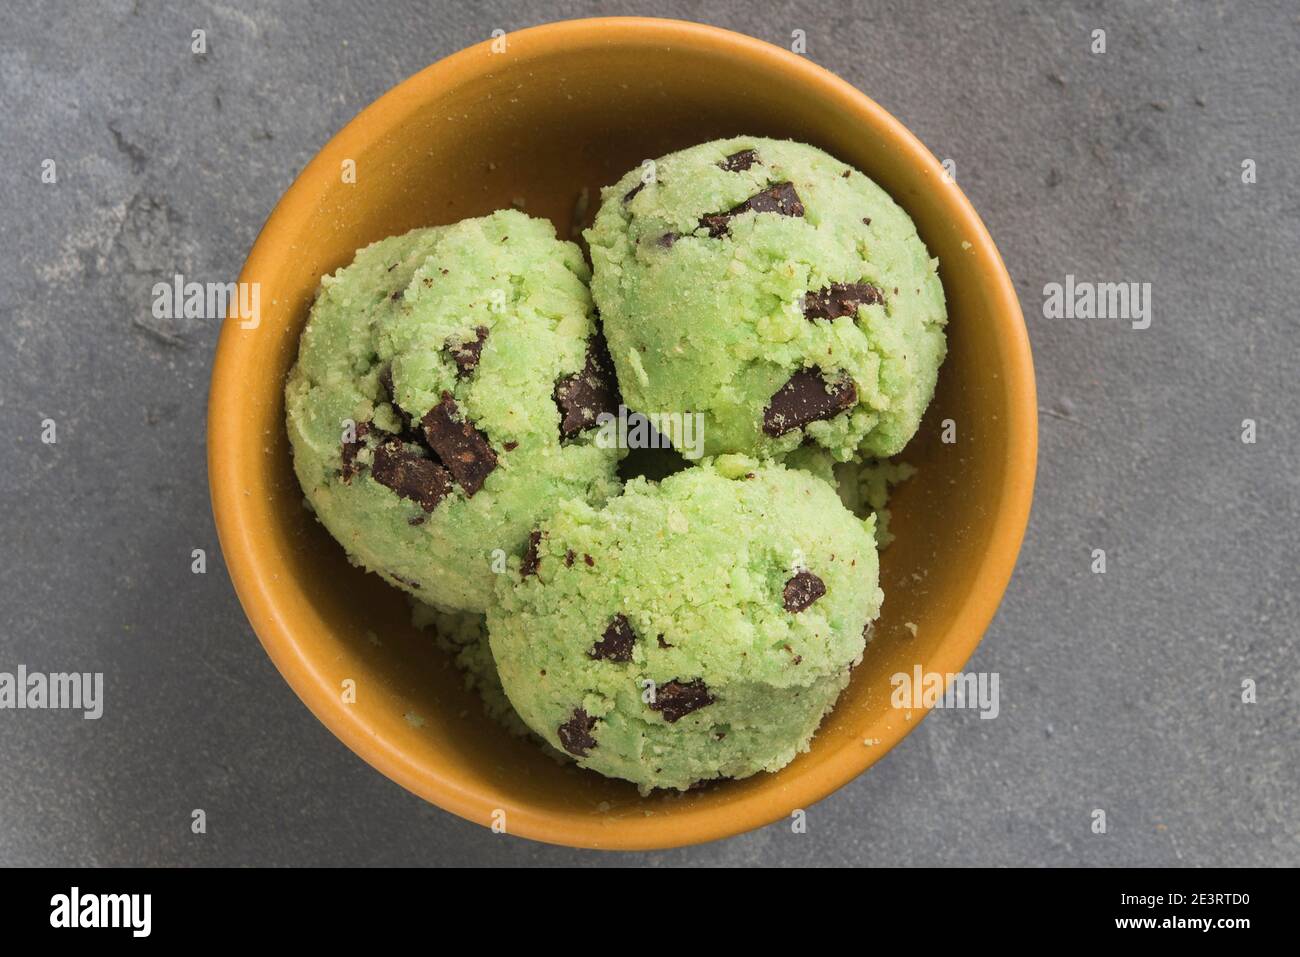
<box><xmin>208</xmin><ymin>16</ymin><xmax>1036</xmax><ymax>850</ymax></box>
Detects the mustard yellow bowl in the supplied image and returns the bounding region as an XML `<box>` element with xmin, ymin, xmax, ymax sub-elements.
<box><xmin>208</xmin><ymin>17</ymin><xmax>1036</xmax><ymax>850</ymax></box>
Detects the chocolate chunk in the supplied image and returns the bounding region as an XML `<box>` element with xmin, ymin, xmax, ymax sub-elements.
<box><xmin>340</xmin><ymin>421</ymin><xmax>370</xmax><ymax>483</ymax></box>
<box><xmin>445</xmin><ymin>326</ymin><xmax>489</xmax><ymax>378</ymax></box>
<box><xmin>371</xmin><ymin>440</ymin><xmax>452</xmax><ymax>512</ymax></box>
<box><xmin>657</xmin><ymin>634</ymin><xmax>672</xmax><ymax>649</ymax></box>
<box><xmin>557</xmin><ymin>708</ymin><xmax>598</xmax><ymax>757</ymax></box>
<box><xmin>698</xmin><ymin>214</ymin><xmax>728</xmax><ymax>238</ymax></box>
<box><xmin>623</xmin><ymin>181</ymin><xmax>645</xmax><ymax>203</ymax></box>
<box><xmin>700</xmin><ymin>182</ymin><xmax>804</xmax><ymax>238</ymax></box>
<box><xmin>655</xmin><ymin>232</ymin><xmax>679</xmax><ymax>249</ymax></box>
<box><xmin>743</xmin><ymin>182</ymin><xmax>804</xmax><ymax>216</ymax></box>
<box><xmin>564</xmin><ymin>549</ymin><xmax>576</xmax><ymax>567</ymax></box>
<box><xmin>649</xmin><ymin>678</ymin><xmax>714</xmax><ymax>722</ymax></box>
<box><xmin>520</xmin><ymin>530</ymin><xmax>543</xmax><ymax>578</ymax></box>
<box><xmin>390</xmin><ymin>289</ymin><xmax>403</xmax><ymax>302</ymax></box>
<box><xmin>420</xmin><ymin>392</ymin><xmax>497</xmax><ymax>496</ymax></box>
<box><xmin>503</xmin><ymin>440</ymin><xmax>518</xmax><ymax>451</ymax></box>
<box><xmin>554</xmin><ymin>336</ymin><xmax>620</xmax><ymax>439</ymax></box>
<box><xmin>802</xmin><ymin>282</ymin><xmax>885</xmax><ymax>321</ymax></box>
<box><xmin>762</xmin><ymin>368</ymin><xmax>857</xmax><ymax>437</ymax></box>
<box><xmin>719</xmin><ymin>149</ymin><xmax>758</xmax><ymax>172</ymax></box>
<box><xmin>407</xmin><ymin>515</ymin><xmax>426</xmax><ymax>527</ymax></box>
<box><xmin>590</xmin><ymin>614</ymin><xmax>636</xmax><ymax>662</ymax></box>
<box><xmin>389</xmin><ymin>572</ymin><xmax>421</xmax><ymax>590</ymax></box>
<box><xmin>783</xmin><ymin>570</ymin><xmax>826</xmax><ymax>612</ymax></box>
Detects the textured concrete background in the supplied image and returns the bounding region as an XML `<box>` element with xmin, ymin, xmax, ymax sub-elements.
<box><xmin>1</xmin><ymin>0</ymin><xmax>1296</xmax><ymax>866</ymax></box>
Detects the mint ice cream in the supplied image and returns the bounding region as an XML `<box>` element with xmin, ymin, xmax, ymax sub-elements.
<box><xmin>586</xmin><ymin>136</ymin><xmax>947</xmax><ymax>461</ymax></box>
<box><xmin>285</xmin><ymin>211</ymin><xmax>623</xmax><ymax>613</ymax></box>
<box><xmin>487</xmin><ymin>457</ymin><xmax>882</xmax><ymax>791</ymax></box>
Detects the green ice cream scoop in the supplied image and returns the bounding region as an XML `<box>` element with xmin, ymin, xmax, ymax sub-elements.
<box><xmin>285</xmin><ymin>210</ymin><xmax>624</xmax><ymax>613</ymax></box>
<box><xmin>487</xmin><ymin>457</ymin><xmax>883</xmax><ymax>792</ymax></box>
<box><xmin>585</xmin><ymin>136</ymin><xmax>948</xmax><ymax>462</ymax></box>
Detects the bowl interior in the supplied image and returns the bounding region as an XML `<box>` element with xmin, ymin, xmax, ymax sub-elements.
<box><xmin>210</xmin><ymin>18</ymin><xmax>1034</xmax><ymax>849</ymax></box>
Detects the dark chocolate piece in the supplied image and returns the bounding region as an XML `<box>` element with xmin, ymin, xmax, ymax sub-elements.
<box><xmin>718</xmin><ymin>149</ymin><xmax>758</xmax><ymax>172</ymax></box>
<box><xmin>649</xmin><ymin>678</ymin><xmax>715</xmax><ymax>722</ymax></box>
<box><xmin>370</xmin><ymin>440</ymin><xmax>452</xmax><ymax>513</ymax></box>
<box><xmin>446</xmin><ymin>326</ymin><xmax>489</xmax><ymax>378</ymax></box>
<box><xmin>557</xmin><ymin>708</ymin><xmax>598</xmax><ymax>757</ymax></box>
<box><xmin>802</xmin><ymin>282</ymin><xmax>885</xmax><ymax>321</ymax></box>
<box><xmin>520</xmin><ymin>530</ymin><xmax>543</xmax><ymax>579</ymax></box>
<box><xmin>783</xmin><ymin>570</ymin><xmax>826</xmax><ymax>612</ymax></box>
<box><xmin>623</xmin><ymin>181</ymin><xmax>645</xmax><ymax>203</ymax></box>
<box><xmin>762</xmin><ymin>369</ymin><xmax>857</xmax><ymax>437</ymax></box>
<box><xmin>700</xmin><ymin>182</ymin><xmax>804</xmax><ymax>238</ymax></box>
<box><xmin>420</xmin><ymin>392</ymin><xmax>497</xmax><ymax>496</ymax></box>
<box><xmin>554</xmin><ymin>336</ymin><xmax>620</xmax><ymax>439</ymax></box>
<box><xmin>742</xmin><ymin>182</ymin><xmax>804</xmax><ymax>216</ymax></box>
<box><xmin>590</xmin><ymin>614</ymin><xmax>636</xmax><ymax>662</ymax></box>
<box><xmin>698</xmin><ymin>214</ymin><xmax>728</xmax><ymax>238</ymax></box>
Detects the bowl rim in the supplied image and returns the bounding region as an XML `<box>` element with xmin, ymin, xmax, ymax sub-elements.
<box><xmin>208</xmin><ymin>15</ymin><xmax>1037</xmax><ymax>851</ymax></box>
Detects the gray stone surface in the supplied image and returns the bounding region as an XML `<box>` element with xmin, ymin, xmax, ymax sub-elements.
<box><xmin>0</xmin><ymin>0</ymin><xmax>1295</xmax><ymax>867</ymax></box>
